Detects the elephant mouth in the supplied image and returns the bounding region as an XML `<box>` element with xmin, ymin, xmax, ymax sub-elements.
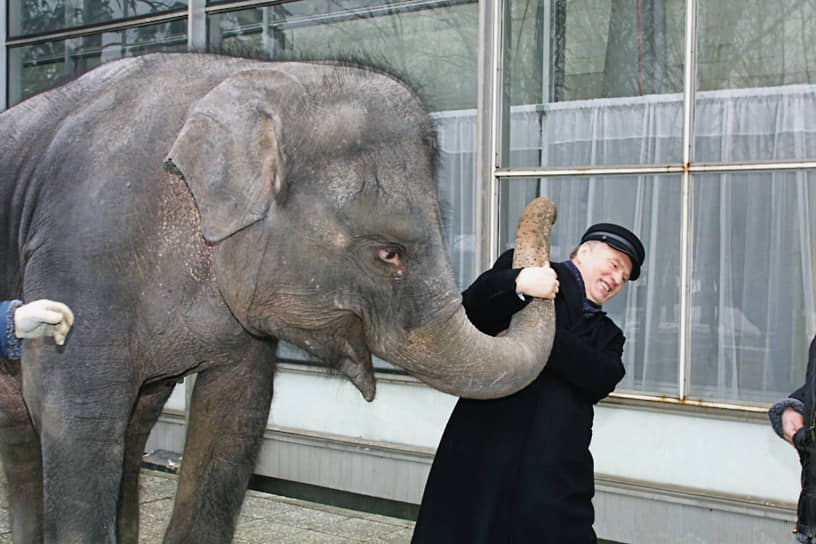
<box><xmin>247</xmin><ymin>304</ymin><xmax>377</xmax><ymax>401</ymax></box>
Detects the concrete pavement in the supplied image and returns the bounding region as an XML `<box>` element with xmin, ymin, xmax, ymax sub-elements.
<box><xmin>0</xmin><ymin>466</ymin><xmax>416</xmax><ymax>543</ymax></box>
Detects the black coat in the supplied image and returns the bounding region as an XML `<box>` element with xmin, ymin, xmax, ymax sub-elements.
<box><xmin>411</xmin><ymin>251</ymin><xmax>626</xmax><ymax>544</ymax></box>
<box><xmin>785</xmin><ymin>336</ymin><xmax>816</xmax><ymax>540</ymax></box>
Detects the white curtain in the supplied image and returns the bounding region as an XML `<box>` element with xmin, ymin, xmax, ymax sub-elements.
<box><xmin>431</xmin><ymin>84</ymin><xmax>816</xmax><ymax>403</ymax></box>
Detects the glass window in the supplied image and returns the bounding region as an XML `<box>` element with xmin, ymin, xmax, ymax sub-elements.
<box><xmin>208</xmin><ymin>0</ymin><xmax>478</xmax><ymax>112</ymax></box>
<box><xmin>695</xmin><ymin>0</ymin><xmax>816</xmax><ymax>163</ymax></box>
<box><xmin>8</xmin><ymin>23</ymin><xmax>187</xmax><ymax>105</ymax></box>
<box><xmin>496</xmin><ymin>0</ymin><xmax>816</xmax><ymax>407</ymax></box>
<box><xmin>499</xmin><ymin>175</ymin><xmax>682</xmax><ymax>396</ymax></box>
<box><xmin>690</xmin><ymin>169</ymin><xmax>816</xmax><ymax>404</ymax></box>
<box><xmin>697</xmin><ymin>0</ymin><xmax>816</xmax><ymax>93</ymax></box>
<box><xmin>9</xmin><ymin>0</ymin><xmax>186</xmax><ymax>37</ymax></box>
<box><xmin>504</xmin><ymin>0</ymin><xmax>687</xmax><ymax>168</ymax></box>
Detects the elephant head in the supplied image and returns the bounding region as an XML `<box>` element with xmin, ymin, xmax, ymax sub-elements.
<box><xmin>164</xmin><ymin>63</ymin><xmax>555</xmax><ymax>401</ymax></box>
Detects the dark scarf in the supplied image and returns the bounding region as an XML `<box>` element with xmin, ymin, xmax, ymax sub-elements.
<box><xmin>561</xmin><ymin>260</ymin><xmax>602</xmax><ymax>319</ymax></box>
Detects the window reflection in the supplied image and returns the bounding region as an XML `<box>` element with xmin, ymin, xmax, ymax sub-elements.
<box><xmin>697</xmin><ymin>0</ymin><xmax>816</xmax><ymax>92</ymax></box>
<box><xmin>8</xmin><ymin>23</ymin><xmax>186</xmax><ymax>105</ymax></box>
<box><xmin>9</xmin><ymin>0</ymin><xmax>187</xmax><ymax>37</ymax></box>
<box><xmin>208</xmin><ymin>0</ymin><xmax>478</xmax><ymax>112</ymax></box>
<box><xmin>505</xmin><ymin>0</ymin><xmax>686</xmax><ymax>169</ymax></box>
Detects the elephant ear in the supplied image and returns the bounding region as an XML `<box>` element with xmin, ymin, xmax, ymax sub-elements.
<box><xmin>165</xmin><ymin>70</ymin><xmax>296</xmax><ymax>243</ymax></box>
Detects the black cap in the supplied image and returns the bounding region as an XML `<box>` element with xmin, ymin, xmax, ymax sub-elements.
<box><xmin>581</xmin><ymin>223</ymin><xmax>645</xmax><ymax>281</ymax></box>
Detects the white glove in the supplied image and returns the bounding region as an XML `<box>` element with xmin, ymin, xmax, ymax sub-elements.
<box><xmin>14</xmin><ymin>299</ymin><xmax>75</xmax><ymax>346</ymax></box>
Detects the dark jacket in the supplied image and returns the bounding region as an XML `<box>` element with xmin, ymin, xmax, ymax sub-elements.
<box><xmin>411</xmin><ymin>250</ymin><xmax>626</xmax><ymax>544</ymax></box>
<box><xmin>769</xmin><ymin>335</ymin><xmax>816</xmax><ymax>542</ymax></box>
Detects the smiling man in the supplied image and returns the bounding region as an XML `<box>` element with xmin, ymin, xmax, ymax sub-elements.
<box><xmin>412</xmin><ymin>222</ymin><xmax>645</xmax><ymax>544</ymax></box>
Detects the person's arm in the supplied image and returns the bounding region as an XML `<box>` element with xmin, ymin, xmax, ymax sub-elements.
<box><xmin>769</xmin><ymin>394</ymin><xmax>806</xmax><ymax>445</ymax></box>
<box><xmin>0</xmin><ymin>300</ymin><xmax>22</xmax><ymax>359</ymax></box>
<box><xmin>769</xmin><ymin>383</ymin><xmax>807</xmax><ymax>445</ymax></box>
<box><xmin>544</xmin><ymin>322</ymin><xmax>626</xmax><ymax>404</ymax></box>
<box><xmin>461</xmin><ymin>250</ymin><xmax>528</xmax><ymax>336</ymax></box>
<box><xmin>768</xmin><ymin>337</ymin><xmax>816</xmax><ymax>445</ymax></box>
<box><xmin>461</xmin><ymin>249</ymin><xmax>559</xmax><ymax>337</ymax></box>
<box><xmin>0</xmin><ymin>299</ymin><xmax>75</xmax><ymax>359</ymax></box>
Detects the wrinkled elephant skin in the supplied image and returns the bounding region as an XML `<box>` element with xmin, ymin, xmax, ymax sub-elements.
<box><xmin>0</xmin><ymin>53</ymin><xmax>556</xmax><ymax>543</ymax></box>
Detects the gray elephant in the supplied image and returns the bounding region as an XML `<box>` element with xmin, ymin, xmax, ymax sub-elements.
<box><xmin>0</xmin><ymin>53</ymin><xmax>556</xmax><ymax>543</ymax></box>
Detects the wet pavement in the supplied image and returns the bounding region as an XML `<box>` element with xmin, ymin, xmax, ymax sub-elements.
<box><xmin>0</xmin><ymin>466</ymin><xmax>416</xmax><ymax>543</ymax></box>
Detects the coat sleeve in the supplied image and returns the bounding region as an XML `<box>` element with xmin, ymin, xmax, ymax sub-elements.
<box><xmin>544</xmin><ymin>321</ymin><xmax>626</xmax><ymax>404</ymax></box>
<box><xmin>768</xmin><ymin>335</ymin><xmax>816</xmax><ymax>438</ymax></box>
<box><xmin>0</xmin><ymin>299</ymin><xmax>23</xmax><ymax>360</ymax></box>
<box><xmin>461</xmin><ymin>250</ymin><xmax>528</xmax><ymax>336</ymax></box>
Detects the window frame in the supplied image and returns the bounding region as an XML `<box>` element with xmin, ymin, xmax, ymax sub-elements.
<box><xmin>484</xmin><ymin>0</ymin><xmax>816</xmax><ymax>412</ymax></box>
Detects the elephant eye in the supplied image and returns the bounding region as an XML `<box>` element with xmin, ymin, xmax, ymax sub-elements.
<box><xmin>378</xmin><ymin>248</ymin><xmax>402</xmax><ymax>265</ymax></box>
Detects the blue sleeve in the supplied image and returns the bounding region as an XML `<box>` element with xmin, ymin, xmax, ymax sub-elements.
<box><xmin>0</xmin><ymin>300</ymin><xmax>23</xmax><ymax>359</ymax></box>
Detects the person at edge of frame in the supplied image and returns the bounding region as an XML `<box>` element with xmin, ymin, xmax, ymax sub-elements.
<box><xmin>411</xmin><ymin>222</ymin><xmax>646</xmax><ymax>544</ymax></box>
<box><xmin>0</xmin><ymin>299</ymin><xmax>74</xmax><ymax>359</ymax></box>
<box><xmin>769</xmin><ymin>336</ymin><xmax>816</xmax><ymax>544</ymax></box>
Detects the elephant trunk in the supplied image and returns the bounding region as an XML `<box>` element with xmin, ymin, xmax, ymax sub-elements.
<box><xmin>392</xmin><ymin>197</ymin><xmax>557</xmax><ymax>399</ymax></box>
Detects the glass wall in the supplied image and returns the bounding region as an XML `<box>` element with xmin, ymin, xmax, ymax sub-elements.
<box><xmin>208</xmin><ymin>0</ymin><xmax>479</xmax><ymax>112</ymax></box>
<box><xmin>5</xmin><ymin>0</ymin><xmax>816</xmax><ymax>407</ymax></box>
<box><xmin>9</xmin><ymin>0</ymin><xmax>185</xmax><ymax>36</ymax></box>
<box><xmin>505</xmin><ymin>0</ymin><xmax>686</xmax><ymax>168</ymax></box>
<box><xmin>499</xmin><ymin>0</ymin><xmax>816</xmax><ymax>405</ymax></box>
<box><xmin>695</xmin><ymin>0</ymin><xmax>816</xmax><ymax>163</ymax></box>
<box><xmin>690</xmin><ymin>169</ymin><xmax>816</xmax><ymax>403</ymax></box>
<box><xmin>8</xmin><ymin>22</ymin><xmax>186</xmax><ymax>104</ymax></box>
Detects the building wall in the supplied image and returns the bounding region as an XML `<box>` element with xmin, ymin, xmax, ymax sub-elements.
<box><xmin>146</xmin><ymin>365</ymin><xmax>801</xmax><ymax>543</ymax></box>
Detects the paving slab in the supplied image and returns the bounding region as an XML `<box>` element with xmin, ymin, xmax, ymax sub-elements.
<box><xmin>0</xmin><ymin>465</ymin><xmax>415</xmax><ymax>543</ymax></box>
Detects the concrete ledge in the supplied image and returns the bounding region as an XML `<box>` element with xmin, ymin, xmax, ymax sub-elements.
<box><xmin>594</xmin><ymin>474</ymin><xmax>796</xmax><ymax>543</ymax></box>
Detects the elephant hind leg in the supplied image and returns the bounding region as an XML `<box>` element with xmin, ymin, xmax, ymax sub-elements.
<box><xmin>0</xmin><ymin>362</ymin><xmax>43</xmax><ymax>544</ymax></box>
<box><xmin>117</xmin><ymin>379</ymin><xmax>177</xmax><ymax>544</ymax></box>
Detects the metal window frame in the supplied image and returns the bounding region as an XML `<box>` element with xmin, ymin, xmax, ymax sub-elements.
<box><xmin>478</xmin><ymin>0</ymin><xmax>816</xmax><ymax>412</ymax></box>
<box><xmin>1</xmin><ymin>0</ymin><xmax>5</xmax><ymax>110</ymax></box>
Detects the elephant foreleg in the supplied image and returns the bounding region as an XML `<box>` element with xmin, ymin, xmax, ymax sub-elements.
<box><xmin>163</xmin><ymin>345</ymin><xmax>276</xmax><ymax>544</ymax></box>
<box><xmin>0</xmin><ymin>361</ymin><xmax>43</xmax><ymax>544</ymax></box>
<box><xmin>24</xmin><ymin>351</ymin><xmax>136</xmax><ymax>544</ymax></box>
<box><xmin>118</xmin><ymin>380</ymin><xmax>176</xmax><ymax>544</ymax></box>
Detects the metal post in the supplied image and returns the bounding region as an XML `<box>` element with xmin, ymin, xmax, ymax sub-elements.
<box><xmin>188</xmin><ymin>0</ymin><xmax>207</xmax><ymax>52</ymax></box>
<box><xmin>678</xmin><ymin>0</ymin><xmax>697</xmax><ymax>401</ymax></box>
<box><xmin>0</xmin><ymin>0</ymin><xmax>7</xmax><ymax>111</ymax></box>
<box><xmin>476</xmin><ymin>0</ymin><xmax>499</xmax><ymax>272</ymax></box>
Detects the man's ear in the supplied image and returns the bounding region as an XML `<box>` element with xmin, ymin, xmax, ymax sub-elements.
<box><xmin>574</xmin><ymin>241</ymin><xmax>590</xmax><ymax>262</ymax></box>
<box><xmin>164</xmin><ymin>70</ymin><xmax>296</xmax><ymax>243</ymax></box>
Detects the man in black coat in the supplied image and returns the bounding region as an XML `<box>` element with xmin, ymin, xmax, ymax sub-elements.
<box><xmin>411</xmin><ymin>223</ymin><xmax>645</xmax><ymax>544</ymax></box>
<box><xmin>769</xmin><ymin>336</ymin><xmax>816</xmax><ymax>543</ymax></box>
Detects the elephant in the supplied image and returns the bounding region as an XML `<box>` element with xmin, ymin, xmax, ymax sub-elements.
<box><xmin>0</xmin><ymin>52</ymin><xmax>556</xmax><ymax>543</ymax></box>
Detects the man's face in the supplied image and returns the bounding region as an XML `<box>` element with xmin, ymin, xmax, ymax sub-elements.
<box><xmin>573</xmin><ymin>242</ymin><xmax>632</xmax><ymax>305</ymax></box>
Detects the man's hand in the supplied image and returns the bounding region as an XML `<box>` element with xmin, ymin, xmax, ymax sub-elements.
<box><xmin>515</xmin><ymin>264</ymin><xmax>559</xmax><ymax>300</ymax></box>
<box><xmin>782</xmin><ymin>407</ymin><xmax>806</xmax><ymax>445</ymax></box>
<box><xmin>14</xmin><ymin>299</ymin><xmax>75</xmax><ymax>346</ymax></box>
